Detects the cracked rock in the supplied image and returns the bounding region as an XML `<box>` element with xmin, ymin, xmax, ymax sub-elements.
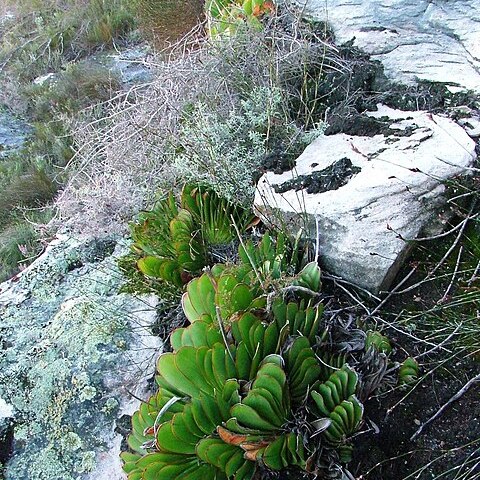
<box><xmin>254</xmin><ymin>104</ymin><xmax>477</xmax><ymax>293</ymax></box>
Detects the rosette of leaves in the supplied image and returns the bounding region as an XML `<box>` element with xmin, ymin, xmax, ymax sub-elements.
<box><xmin>206</xmin><ymin>0</ymin><xmax>275</xmax><ymax>37</ymax></box>
<box><xmin>365</xmin><ymin>330</ymin><xmax>392</xmax><ymax>354</ymax></box>
<box><xmin>177</xmin><ymin>231</ymin><xmax>320</xmax><ymax>329</ymax></box>
<box><xmin>398</xmin><ymin>357</ymin><xmax>419</xmax><ymax>388</ymax></box>
<box><xmin>126</xmin><ymin>184</ymin><xmax>256</xmax><ymax>289</ymax></box>
<box><xmin>311</xmin><ymin>367</ymin><xmax>363</xmax><ymax>463</ymax></box>
<box><xmin>122</xmin><ymin>260</ymin><xmax>369</xmax><ymax>479</ymax></box>
<box><xmin>238</xmin><ymin>230</ymin><xmax>321</xmax><ymax>297</ymax></box>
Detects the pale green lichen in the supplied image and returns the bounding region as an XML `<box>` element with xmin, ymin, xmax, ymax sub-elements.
<box><xmin>61</xmin><ymin>432</ymin><xmax>83</xmax><ymax>452</ymax></box>
<box><xmin>0</xmin><ymin>236</ymin><xmax>156</xmax><ymax>479</ymax></box>
<box><xmin>102</xmin><ymin>397</ymin><xmax>119</xmax><ymax>415</ymax></box>
<box><xmin>76</xmin><ymin>451</ymin><xmax>96</xmax><ymax>474</ymax></box>
<box><xmin>79</xmin><ymin>386</ymin><xmax>97</xmax><ymax>402</ymax></box>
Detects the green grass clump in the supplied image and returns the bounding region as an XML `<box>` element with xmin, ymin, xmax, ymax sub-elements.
<box><xmin>0</xmin><ymin>0</ymin><xmax>137</xmax><ymax>90</ymax></box>
<box><xmin>0</xmin><ymin>168</ymin><xmax>57</xmax><ymax>225</ymax></box>
<box><xmin>26</xmin><ymin>61</ymin><xmax>121</xmax><ymax>120</ymax></box>
<box><xmin>0</xmin><ymin>210</ymin><xmax>52</xmax><ymax>282</ymax></box>
<box><xmin>0</xmin><ymin>0</ymin><xmax>127</xmax><ymax>281</ymax></box>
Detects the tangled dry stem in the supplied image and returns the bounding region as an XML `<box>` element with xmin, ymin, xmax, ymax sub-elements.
<box><xmin>55</xmin><ymin>10</ymin><xmax>344</xmax><ymax>235</ymax></box>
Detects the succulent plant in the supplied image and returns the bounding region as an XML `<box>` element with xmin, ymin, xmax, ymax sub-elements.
<box><xmin>398</xmin><ymin>357</ymin><xmax>419</xmax><ymax>387</ymax></box>
<box><xmin>122</xmin><ymin>255</ymin><xmax>371</xmax><ymax>479</ymax></box>
<box><xmin>365</xmin><ymin>330</ymin><xmax>392</xmax><ymax>354</ymax></box>
<box><xmin>125</xmin><ymin>184</ymin><xmax>256</xmax><ymax>289</ymax></box>
<box><xmin>206</xmin><ymin>0</ymin><xmax>275</xmax><ymax>37</ymax></box>
<box><xmin>121</xmin><ymin>208</ymin><xmax>409</xmax><ymax>478</ymax></box>
<box><xmin>311</xmin><ymin>366</ymin><xmax>364</xmax><ymax>462</ymax></box>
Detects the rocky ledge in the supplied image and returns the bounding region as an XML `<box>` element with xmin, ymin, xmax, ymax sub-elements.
<box><xmin>0</xmin><ymin>235</ymin><xmax>160</xmax><ymax>480</ymax></box>
<box><xmin>255</xmin><ymin>104</ymin><xmax>477</xmax><ymax>293</ymax></box>
<box><xmin>287</xmin><ymin>0</ymin><xmax>480</xmax><ymax>94</ymax></box>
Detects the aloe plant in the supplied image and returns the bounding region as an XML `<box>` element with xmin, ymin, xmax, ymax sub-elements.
<box><xmin>365</xmin><ymin>330</ymin><xmax>392</xmax><ymax>354</ymax></box>
<box><xmin>125</xmin><ymin>184</ymin><xmax>256</xmax><ymax>289</ymax></box>
<box><xmin>121</xmin><ymin>216</ymin><xmax>413</xmax><ymax>477</ymax></box>
<box><xmin>311</xmin><ymin>366</ymin><xmax>364</xmax><ymax>462</ymax></box>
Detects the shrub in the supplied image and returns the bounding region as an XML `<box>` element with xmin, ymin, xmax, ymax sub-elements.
<box><xmin>57</xmin><ymin>14</ymin><xmax>335</xmax><ymax>234</ymax></box>
<box><xmin>173</xmin><ymin>86</ymin><xmax>322</xmax><ymax>205</ymax></box>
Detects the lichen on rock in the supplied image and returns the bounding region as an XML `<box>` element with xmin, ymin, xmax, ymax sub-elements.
<box><xmin>0</xmin><ymin>234</ymin><xmax>161</xmax><ymax>480</ymax></box>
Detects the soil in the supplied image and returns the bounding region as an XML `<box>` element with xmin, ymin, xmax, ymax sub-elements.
<box><xmin>335</xmin><ymin>215</ymin><xmax>480</xmax><ymax>480</ymax></box>
<box><xmin>351</xmin><ymin>348</ymin><xmax>480</xmax><ymax>479</ymax></box>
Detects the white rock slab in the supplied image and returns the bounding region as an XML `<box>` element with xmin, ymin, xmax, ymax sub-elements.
<box><xmin>285</xmin><ymin>0</ymin><xmax>480</xmax><ymax>93</ymax></box>
<box><xmin>0</xmin><ymin>236</ymin><xmax>162</xmax><ymax>479</ymax></box>
<box><xmin>255</xmin><ymin>105</ymin><xmax>477</xmax><ymax>293</ymax></box>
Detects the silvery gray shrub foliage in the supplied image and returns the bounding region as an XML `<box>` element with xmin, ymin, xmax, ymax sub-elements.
<box><xmin>174</xmin><ymin>86</ymin><xmax>325</xmax><ymax>204</ymax></box>
<box><xmin>56</xmin><ymin>16</ymin><xmax>335</xmax><ymax>234</ymax></box>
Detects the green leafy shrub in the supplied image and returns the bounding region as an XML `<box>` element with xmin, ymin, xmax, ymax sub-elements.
<box><xmin>173</xmin><ymin>86</ymin><xmax>323</xmax><ymax>205</ymax></box>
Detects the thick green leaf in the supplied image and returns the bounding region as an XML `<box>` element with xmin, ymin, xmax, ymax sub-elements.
<box><xmin>182</xmin><ymin>274</ymin><xmax>216</xmax><ymax>323</ymax></box>
<box><xmin>230</xmin><ymin>403</ymin><xmax>279</xmax><ymax>432</ymax></box>
<box><xmin>261</xmin><ymin>436</ymin><xmax>288</xmax><ymax>470</ymax></box>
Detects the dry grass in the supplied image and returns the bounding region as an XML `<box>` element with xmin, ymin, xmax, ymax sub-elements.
<box><xmin>55</xmin><ymin>9</ymin><xmax>344</xmax><ymax>235</ymax></box>
<box><xmin>133</xmin><ymin>0</ymin><xmax>204</xmax><ymax>48</ymax></box>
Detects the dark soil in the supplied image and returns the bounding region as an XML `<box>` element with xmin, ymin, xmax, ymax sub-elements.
<box><xmin>353</xmin><ymin>356</ymin><xmax>480</xmax><ymax>480</ymax></box>
<box><xmin>339</xmin><ymin>210</ymin><xmax>480</xmax><ymax>480</ymax></box>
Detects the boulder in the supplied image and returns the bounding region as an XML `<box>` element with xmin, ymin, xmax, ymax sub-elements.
<box><xmin>254</xmin><ymin>104</ymin><xmax>477</xmax><ymax>293</ymax></box>
<box><xmin>0</xmin><ymin>235</ymin><xmax>161</xmax><ymax>480</ymax></box>
<box><xmin>285</xmin><ymin>0</ymin><xmax>480</xmax><ymax>94</ymax></box>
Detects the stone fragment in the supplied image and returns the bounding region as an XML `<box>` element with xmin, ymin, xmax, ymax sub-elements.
<box><xmin>285</xmin><ymin>0</ymin><xmax>480</xmax><ymax>93</ymax></box>
<box><xmin>254</xmin><ymin>105</ymin><xmax>477</xmax><ymax>293</ymax></box>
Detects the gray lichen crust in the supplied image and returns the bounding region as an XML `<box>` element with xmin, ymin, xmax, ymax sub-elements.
<box><xmin>0</xmin><ymin>235</ymin><xmax>160</xmax><ymax>480</ymax></box>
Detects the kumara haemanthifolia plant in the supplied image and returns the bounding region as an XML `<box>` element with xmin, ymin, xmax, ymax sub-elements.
<box><xmin>127</xmin><ymin>184</ymin><xmax>256</xmax><ymax>288</ymax></box>
<box><xmin>121</xmin><ymin>249</ymin><xmax>374</xmax><ymax>479</ymax></box>
<box><xmin>121</xmin><ymin>193</ymin><xmax>419</xmax><ymax>479</ymax></box>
